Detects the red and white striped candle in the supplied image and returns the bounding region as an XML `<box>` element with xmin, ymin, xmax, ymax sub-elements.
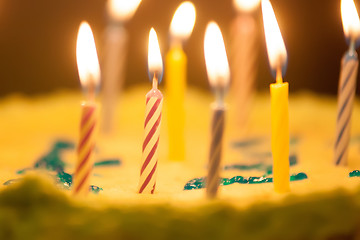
<box><xmin>73</xmin><ymin>21</ymin><xmax>101</xmax><ymax>196</ymax></box>
<box><xmin>138</xmin><ymin>28</ymin><xmax>164</xmax><ymax>194</ymax></box>
<box><xmin>74</xmin><ymin>103</ymin><xmax>99</xmax><ymax>195</ymax></box>
<box><xmin>139</xmin><ymin>85</ymin><xmax>163</xmax><ymax>193</ymax></box>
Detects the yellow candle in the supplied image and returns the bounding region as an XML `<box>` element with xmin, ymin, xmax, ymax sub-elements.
<box><xmin>165</xmin><ymin>46</ymin><xmax>186</xmax><ymax>161</ymax></box>
<box><xmin>270</xmin><ymin>71</ymin><xmax>289</xmax><ymax>193</ymax></box>
<box><xmin>166</xmin><ymin>2</ymin><xmax>196</xmax><ymax>161</ymax></box>
<box><xmin>262</xmin><ymin>0</ymin><xmax>290</xmax><ymax>193</ymax></box>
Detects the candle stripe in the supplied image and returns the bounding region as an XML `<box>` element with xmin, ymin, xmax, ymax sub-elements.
<box><xmin>337</xmin><ymin>92</ymin><xmax>352</xmax><ymax>121</ymax></box>
<box><xmin>75</xmin><ymin>144</ymin><xmax>94</xmax><ymax>174</ymax></box>
<box><xmin>142</xmin><ymin>123</ymin><xmax>161</xmax><ymax>159</ymax></box>
<box><xmin>144</xmin><ymin>99</ymin><xmax>161</xmax><ymax>127</ymax></box>
<box><xmin>138</xmin><ymin>90</ymin><xmax>163</xmax><ymax>194</ymax></box>
<box><xmin>335</xmin><ymin>115</ymin><xmax>351</xmax><ymax>147</ymax></box>
<box><xmin>341</xmin><ymin>64</ymin><xmax>356</xmax><ymax>91</ymax></box>
<box><xmin>81</xmin><ymin>107</ymin><xmax>95</xmax><ymax>127</ymax></box>
<box><xmin>78</xmin><ymin>123</ymin><xmax>96</xmax><ymax>151</ymax></box>
<box><xmin>141</xmin><ymin>138</ymin><xmax>159</xmax><ymax>174</ymax></box>
<box><xmin>74</xmin><ymin>168</ymin><xmax>92</xmax><ymax>193</ymax></box>
<box><xmin>206</xmin><ymin>108</ymin><xmax>225</xmax><ymax>199</ymax></box>
<box><xmin>139</xmin><ymin>162</ymin><xmax>157</xmax><ymax>194</ymax></box>
<box><xmin>142</xmin><ymin>114</ymin><xmax>161</xmax><ymax>151</ymax></box>
<box><xmin>140</xmin><ymin>153</ymin><xmax>157</xmax><ymax>182</ymax></box>
<box><xmin>335</xmin><ymin>53</ymin><xmax>358</xmax><ymax>166</ymax></box>
<box><xmin>73</xmin><ymin>103</ymin><xmax>99</xmax><ymax>196</ymax></box>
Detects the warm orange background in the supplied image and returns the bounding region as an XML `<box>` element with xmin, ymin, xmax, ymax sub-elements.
<box><xmin>0</xmin><ymin>0</ymin><xmax>357</xmax><ymax>96</ymax></box>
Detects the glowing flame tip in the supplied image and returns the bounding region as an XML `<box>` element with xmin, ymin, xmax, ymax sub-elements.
<box><xmin>76</xmin><ymin>21</ymin><xmax>101</xmax><ymax>91</ymax></box>
<box><xmin>261</xmin><ymin>0</ymin><xmax>287</xmax><ymax>76</ymax></box>
<box><xmin>341</xmin><ymin>0</ymin><xmax>360</xmax><ymax>44</ymax></box>
<box><xmin>233</xmin><ymin>0</ymin><xmax>260</xmax><ymax>12</ymax></box>
<box><xmin>170</xmin><ymin>2</ymin><xmax>196</xmax><ymax>42</ymax></box>
<box><xmin>148</xmin><ymin>28</ymin><xmax>163</xmax><ymax>83</ymax></box>
<box><xmin>107</xmin><ymin>0</ymin><xmax>142</xmax><ymax>22</ymax></box>
<box><xmin>204</xmin><ymin>21</ymin><xmax>230</xmax><ymax>89</ymax></box>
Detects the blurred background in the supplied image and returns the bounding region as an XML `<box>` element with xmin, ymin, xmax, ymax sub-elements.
<box><xmin>0</xmin><ymin>0</ymin><xmax>356</xmax><ymax>96</ymax></box>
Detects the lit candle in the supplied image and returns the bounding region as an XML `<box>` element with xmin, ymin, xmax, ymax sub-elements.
<box><xmin>138</xmin><ymin>28</ymin><xmax>164</xmax><ymax>194</ymax></box>
<box><xmin>262</xmin><ymin>0</ymin><xmax>290</xmax><ymax>193</ymax></box>
<box><xmin>165</xmin><ymin>1</ymin><xmax>196</xmax><ymax>161</ymax></box>
<box><xmin>73</xmin><ymin>22</ymin><xmax>101</xmax><ymax>196</ymax></box>
<box><xmin>204</xmin><ymin>22</ymin><xmax>230</xmax><ymax>199</ymax></box>
<box><xmin>335</xmin><ymin>0</ymin><xmax>360</xmax><ymax>166</ymax></box>
<box><xmin>230</xmin><ymin>0</ymin><xmax>260</xmax><ymax>132</ymax></box>
<box><xmin>101</xmin><ymin>0</ymin><xmax>142</xmax><ymax>134</ymax></box>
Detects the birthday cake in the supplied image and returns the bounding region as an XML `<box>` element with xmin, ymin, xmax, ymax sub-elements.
<box><xmin>0</xmin><ymin>86</ymin><xmax>360</xmax><ymax>239</ymax></box>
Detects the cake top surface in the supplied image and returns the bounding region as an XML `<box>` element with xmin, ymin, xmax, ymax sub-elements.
<box><xmin>0</xmin><ymin>86</ymin><xmax>360</xmax><ymax>208</ymax></box>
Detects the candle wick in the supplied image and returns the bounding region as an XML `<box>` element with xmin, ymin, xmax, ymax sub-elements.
<box><xmin>170</xmin><ymin>37</ymin><xmax>183</xmax><ymax>49</ymax></box>
<box><xmin>276</xmin><ymin>67</ymin><xmax>283</xmax><ymax>84</ymax></box>
<box><xmin>88</xmin><ymin>79</ymin><xmax>96</xmax><ymax>102</ymax></box>
<box><xmin>215</xmin><ymin>87</ymin><xmax>225</xmax><ymax>107</ymax></box>
<box><xmin>152</xmin><ymin>74</ymin><xmax>158</xmax><ymax>89</ymax></box>
<box><xmin>349</xmin><ymin>38</ymin><xmax>356</xmax><ymax>56</ymax></box>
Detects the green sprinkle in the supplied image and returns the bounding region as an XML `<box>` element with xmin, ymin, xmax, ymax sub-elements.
<box><xmin>225</xmin><ymin>155</ymin><xmax>298</xmax><ymax>173</ymax></box>
<box><xmin>349</xmin><ymin>170</ymin><xmax>360</xmax><ymax>177</ymax></box>
<box><xmin>94</xmin><ymin>159</ymin><xmax>121</xmax><ymax>167</ymax></box>
<box><xmin>56</xmin><ymin>171</ymin><xmax>73</xmax><ymax>189</ymax></box>
<box><xmin>184</xmin><ymin>172</ymin><xmax>308</xmax><ymax>190</ymax></box>
<box><xmin>16</xmin><ymin>168</ymin><xmax>32</xmax><ymax>174</ymax></box>
<box><xmin>90</xmin><ymin>185</ymin><xmax>103</xmax><ymax>194</ymax></box>
<box><xmin>54</xmin><ymin>140</ymin><xmax>75</xmax><ymax>150</ymax></box>
<box><xmin>290</xmin><ymin>172</ymin><xmax>308</xmax><ymax>181</ymax></box>
<box><xmin>9</xmin><ymin>141</ymin><xmax>104</xmax><ymax>194</ymax></box>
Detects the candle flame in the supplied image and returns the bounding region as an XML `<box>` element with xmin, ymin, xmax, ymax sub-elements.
<box><xmin>341</xmin><ymin>0</ymin><xmax>360</xmax><ymax>44</ymax></box>
<box><xmin>148</xmin><ymin>28</ymin><xmax>163</xmax><ymax>83</ymax></box>
<box><xmin>234</xmin><ymin>0</ymin><xmax>260</xmax><ymax>12</ymax></box>
<box><xmin>204</xmin><ymin>22</ymin><xmax>230</xmax><ymax>89</ymax></box>
<box><xmin>262</xmin><ymin>0</ymin><xmax>287</xmax><ymax>76</ymax></box>
<box><xmin>107</xmin><ymin>0</ymin><xmax>142</xmax><ymax>22</ymax></box>
<box><xmin>170</xmin><ymin>2</ymin><xmax>196</xmax><ymax>42</ymax></box>
<box><xmin>76</xmin><ymin>21</ymin><xmax>101</xmax><ymax>91</ymax></box>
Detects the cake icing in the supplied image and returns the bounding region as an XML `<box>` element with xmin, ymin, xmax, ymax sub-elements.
<box><xmin>0</xmin><ymin>86</ymin><xmax>360</xmax><ymax>238</ymax></box>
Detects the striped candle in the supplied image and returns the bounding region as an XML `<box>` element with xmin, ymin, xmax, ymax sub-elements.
<box><xmin>335</xmin><ymin>0</ymin><xmax>360</xmax><ymax>165</ymax></box>
<box><xmin>206</xmin><ymin>107</ymin><xmax>225</xmax><ymax>198</ymax></box>
<box><xmin>74</xmin><ymin>22</ymin><xmax>101</xmax><ymax>197</ymax></box>
<box><xmin>335</xmin><ymin>50</ymin><xmax>358</xmax><ymax>165</ymax></box>
<box><xmin>138</xmin><ymin>88</ymin><xmax>163</xmax><ymax>194</ymax></box>
<box><xmin>73</xmin><ymin>103</ymin><xmax>99</xmax><ymax>196</ymax></box>
<box><xmin>204</xmin><ymin>22</ymin><xmax>230</xmax><ymax>199</ymax></box>
<box><xmin>139</xmin><ymin>28</ymin><xmax>164</xmax><ymax>194</ymax></box>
